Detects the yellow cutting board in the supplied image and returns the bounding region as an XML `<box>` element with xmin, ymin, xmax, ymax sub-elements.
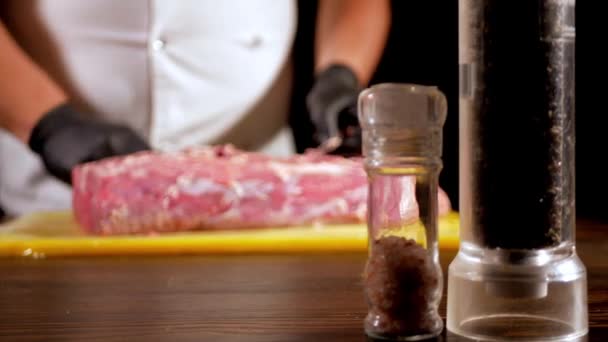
<box><xmin>0</xmin><ymin>211</ymin><xmax>459</xmax><ymax>257</ymax></box>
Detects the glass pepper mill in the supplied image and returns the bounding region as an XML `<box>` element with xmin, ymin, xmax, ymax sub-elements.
<box><xmin>359</xmin><ymin>84</ymin><xmax>447</xmax><ymax>340</ymax></box>
<box><xmin>447</xmin><ymin>0</ymin><xmax>588</xmax><ymax>340</ymax></box>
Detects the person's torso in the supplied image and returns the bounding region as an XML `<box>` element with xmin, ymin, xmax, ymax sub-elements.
<box><xmin>0</xmin><ymin>0</ymin><xmax>297</xmax><ymax>216</ymax></box>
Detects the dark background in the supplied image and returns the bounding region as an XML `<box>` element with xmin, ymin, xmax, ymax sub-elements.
<box><xmin>575</xmin><ymin>1</ymin><xmax>604</xmax><ymax>221</ymax></box>
<box><xmin>292</xmin><ymin>0</ymin><xmax>604</xmax><ymax>220</ymax></box>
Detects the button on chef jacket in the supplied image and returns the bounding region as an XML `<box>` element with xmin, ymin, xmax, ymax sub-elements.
<box><xmin>0</xmin><ymin>0</ymin><xmax>297</xmax><ymax>216</ymax></box>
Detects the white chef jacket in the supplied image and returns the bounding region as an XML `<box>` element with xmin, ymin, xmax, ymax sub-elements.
<box><xmin>0</xmin><ymin>0</ymin><xmax>297</xmax><ymax>216</ymax></box>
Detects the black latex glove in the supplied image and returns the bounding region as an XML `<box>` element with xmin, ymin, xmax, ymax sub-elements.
<box><xmin>306</xmin><ymin>64</ymin><xmax>362</xmax><ymax>156</ymax></box>
<box><xmin>29</xmin><ymin>103</ymin><xmax>149</xmax><ymax>184</ymax></box>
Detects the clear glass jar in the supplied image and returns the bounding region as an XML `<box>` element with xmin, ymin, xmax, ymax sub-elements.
<box><xmin>447</xmin><ymin>0</ymin><xmax>588</xmax><ymax>340</ymax></box>
<box><xmin>358</xmin><ymin>84</ymin><xmax>447</xmax><ymax>340</ymax></box>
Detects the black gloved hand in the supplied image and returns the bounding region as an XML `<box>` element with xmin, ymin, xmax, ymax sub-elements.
<box><xmin>29</xmin><ymin>103</ymin><xmax>149</xmax><ymax>184</ymax></box>
<box><xmin>306</xmin><ymin>64</ymin><xmax>362</xmax><ymax>156</ymax></box>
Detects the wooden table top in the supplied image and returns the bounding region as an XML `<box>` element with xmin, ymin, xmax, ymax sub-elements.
<box><xmin>0</xmin><ymin>221</ymin><xmax>606</xmax><ymax>341</ymax></box>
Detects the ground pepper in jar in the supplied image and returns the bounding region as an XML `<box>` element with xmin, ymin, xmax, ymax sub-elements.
<box><xmin>462</xmin><ymin>0</ymin><xmax>574</xmax><ymax>249</ymax></box>
<box><xmin>364</xmin><ymin>236</ymin><xmax>441</xmax><ymax>338</ymax></box>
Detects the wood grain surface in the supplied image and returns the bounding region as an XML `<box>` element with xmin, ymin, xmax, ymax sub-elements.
<box><xmin>0</xmin><ymin>221</ymin><xmax>606</xmax><ymax>341</ymax></box>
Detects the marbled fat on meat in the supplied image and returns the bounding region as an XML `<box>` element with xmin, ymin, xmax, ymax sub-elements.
<box><xmin>72</xmin><ymin>146</ymin><xmax>450</xmax><ymax>235</ymax></box>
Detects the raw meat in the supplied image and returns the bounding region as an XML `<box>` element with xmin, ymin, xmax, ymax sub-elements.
<box><xmin>72</xmin><ymin>145</ymin><xmax>451</xmax><ymax>235</ymax></box>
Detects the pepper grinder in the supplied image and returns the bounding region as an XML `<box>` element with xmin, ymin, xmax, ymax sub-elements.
<box><xmin>359</xmin><ymin>84</ymin><xmax>447</xmax><ymax>340</ymax></box>
<box><xmin>447</xmin><ymin>0</ymin><xmax>588</xmax><ymax>340</ymax></box>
